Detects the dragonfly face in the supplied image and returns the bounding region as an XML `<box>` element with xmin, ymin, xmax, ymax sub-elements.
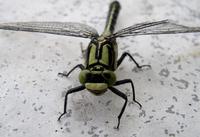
<box><xmin>79</xmin><ymin>69</ymin><xmax>116</xmax><ymax>95</ymax></box>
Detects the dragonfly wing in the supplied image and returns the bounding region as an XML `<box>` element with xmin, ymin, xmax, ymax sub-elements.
<box><xmin>112</xmin><ymin>20</ymin><xmax>200</xmax><ymax>38</ymax></box>
<box><xmin>0</xmin><ymin>22</ymin><xmax>99</xmax><ymax>39</ymax></box>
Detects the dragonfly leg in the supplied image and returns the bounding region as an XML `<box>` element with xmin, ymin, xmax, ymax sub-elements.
<box><xmin>114</xmin><ymin>79</ymin><xmax>142</xmax><ymax>108</ymax></box>
<box><xmin>58</xmin><ymin>64</ymin><xmax>85</xmax><ymax>78</ymax></box>
<box><xmin>109</xmin><ymin>87</ymin><xmax>128</xmax><ymax>129</ymax></box>
<box><xmin>117</xmin><ymin>52</ymin><xmax>151</xmax><ymax>69</ymax></box>
<box><xmin>58</xmin><ymin>85</ymin><xmax>85</xmax><ymax>121</ymax></box>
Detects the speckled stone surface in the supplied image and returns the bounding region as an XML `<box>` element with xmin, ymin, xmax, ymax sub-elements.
<box><xmin>0</xmin><ymin>0</ymin><xmax>200</xmax><ymax>137</ymax></box>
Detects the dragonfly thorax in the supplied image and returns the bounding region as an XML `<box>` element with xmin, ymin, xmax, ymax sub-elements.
<box><xmin>86</xmin><ymin>37</ymin><xmax>118</xmax><ymax>71</ymax></box>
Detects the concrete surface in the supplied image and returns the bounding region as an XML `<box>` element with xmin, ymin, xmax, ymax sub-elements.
<box><xmin>0</xmin><ymin>0</ymin><xmax>200</xmax><ymax>137</ymax></box>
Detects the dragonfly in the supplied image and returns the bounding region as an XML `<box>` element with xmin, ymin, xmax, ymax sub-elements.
<box><xmin>1</xmin><ymin>1</ymin><xmax>200</xmax><ymax>129</ymax></box>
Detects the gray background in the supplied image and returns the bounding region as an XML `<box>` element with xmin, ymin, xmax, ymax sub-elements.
<box><xmin>0</xmin><ymin>0</ymin><xmax>200</xmax><ymax>137</ymax></box>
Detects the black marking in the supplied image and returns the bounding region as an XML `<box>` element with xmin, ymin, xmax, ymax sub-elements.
<box><xmin>86</xmin><ymin>73</ymin><xmax>106</xmax><ymax>83</ymax></box>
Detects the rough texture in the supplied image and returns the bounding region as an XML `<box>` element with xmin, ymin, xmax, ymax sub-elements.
<box><xmin>0</xmin><ymin>0</ymin><xmax>200</xmax><ymax>137</ymax></box>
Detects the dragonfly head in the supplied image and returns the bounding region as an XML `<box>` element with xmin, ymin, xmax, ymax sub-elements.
<box><xmin>79</xmin><ymin>69</ymin><xmax>116</xmax><ymax>95</ymax></box>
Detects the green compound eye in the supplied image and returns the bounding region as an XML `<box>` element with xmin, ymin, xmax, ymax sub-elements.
<box><xmin>102</xmin><ymin>70</ymin><xmax>116</xmax><ymax>86</ymax></box>
<box><xmin>79</xmin><ymin>70</ymin><xmax>90</xmax><ymax>84</ymax></box>
<box><xmin>103</xmin><ymin>72</ymin><xmax>111</xmax><ymax>79</ymax></box>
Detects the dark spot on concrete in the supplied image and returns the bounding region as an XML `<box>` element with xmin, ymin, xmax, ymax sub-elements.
<box><xmin>118</xmin><ymin>67</ymin><xmax>124</xmax><ymax>71</ymax></box>
<box><xmin>174</xmin><ymin>57</ymin><xmax>181</xmax><ymax>64</ymax></box>
<box><xmin>88</xmin><ymin>126</ymin><xmax>98</xmax><ymax>135</ymax></box>
<box><xmin>160</xmin><ymin>80</ymin><xmax>164</xmax><ymax>85</ymax></box>
<box><xmin>32</xmin><ymin>55</ymin><xmax>36</xmax><ymax>59</ymax></box>
<box><xmin>23</xmin><ymin>100</ymin><xmax>27</xmax><ymax>104</ymax></box>
<box><xmin>73</xmin><ymin>0</ymin><xmax>82</xmax><ymax>6</ymax></box>
<box><xmin>120</xmin><ymin>45</ymin><xmax>130</xmax><ymax>50</ymax></box>
<box><xmin>192</xmin><ymin>94</ymin><xmax>199</xmax><ymax>102</ymax></box>
<box><xmin>65</xmin><ymin>109</ymin><xmax>72</xmax><ymax>118</ymax></box>
<box><xmin>34</xmin><ymin>107</ymin><xmax>37</xmax><ymax>111</ymax></box>
<box><xmin>125</xmin><ymin>88</ymin><xmax>130</xmax><ymax>92</ymax></box>
<box><xmin>139</xmin><ymin>110</ymin><xmax>146</xmax><ymax>117</ymax></box>
<box><xmin>177</xmin><ymin>65</ymin><xmax>182</xmax><ymax>70</ymax></box>
<box><xmin>62</xmin><ymin>91</ymin><xmax>67</xmax><ymax>97</ymax></box>
<box><xmin>152</xmin><ymin>110</ymin><xmax>156</xmax><ymax>112</ymax></box>
<box><xmin>180</xmin><ymin>114</ymin><xmax>185</xmax><ymax>118</ymax></box>
<box><xmin>144</xmin><ymin>120</ymin><xmax>151</xmax><ymax>123</ymax></box>
<box><xmin>54</xmin><ymin>41</ymin><xmax>59</xmax><ymax>45</ymax></box>
<box><xmin>169</xmin><ymin>133</ymin><xmax>176</xmax><ymax>137</ymax></box>
<box><xmin>172</xmin><ymin>96</ymin><xmax>178</xmax><ymax>102</ymax></box>
<box><xmin>92</xmin><ymin>134</ymin><xmax>99</xmax><ymax>137</ymax></box>
<box><xmin>149</xmin><ymin>116</ymin><xmax>153</xmax><ymax>119</ymax></box>
<box><xmin>159</xmin><ymin>68</ymin><xmax>170</xmax><ymax>77</ymax></box>
<box><xmin>13</xmin><ymin>128</ymin><xmax>18</xmax><ymax>131</ymax></box>
<box><xmin>161</xmin><ymin>116</ymin><xmax>166</xmax><ymax>120</ymax></box>
<box><xmin>180</xmin><ymin>125</ymin><xmax>184</xmax><ymax>129</ymax></box>
<box><xmin>132</xmin><ymin>134</ymin><xmax>137</xmax><ymax>137</ymax></box>
<box><xmin>81</xmin><ymin>130</ymin><xmax>84</xmax><ymax>134</ymax></box>
<box><xmin>38</xmin><ymin>106</ymin><xmax>43</xmax><ymax>110</ymax></box>
<box><xmin>132</xmin><ymin>53</ymin><xmax>143</xmax><ymax>58</ymax></box>
<box><xmin>148</xmin><ymin>96</ymin><xmax>153</xmax><ymax>100</ymax></box>
<box><xmin>66</xmin><ymin>128</ymin><xmax>71</xmax><ymax>133</ymax></box>
<box><xmin>172</xmin><ymin>77</ymin><xmax>189</xmax><ymax>89</ymax></box>
<box><xmin>166</xmin><ymin>105</ymin><xmax>175</xmax><ymax>114</ymax></box>
<box><xmin>176</xmin><ymin>112</ymin><xmax>185</xmax><ymax>118</ymax></box>
<box><xmin>105</xmin><ymin>100</ymin><xmax>112</xmax><ymax>106</ymax></box>
<box><xmin>195</xmin><ymin>68</ymin><xmax>200</xmax><ymax>72</ymax></box>
<box><xmin>151</xmin><ymin>42</ymin><xmax>164</xmax><ymax>50</ymax></box>
<box><xmin>68</xmin><ymin>62</ymin><xmax>71</xmax><ymax>65</ymax></box>
<box><xmin>167</xmin><ymin>61</ymin><xmax>171</xmax><ymax>65</ymax></box>
<box><xmin>64</xmin><ymin>122</ymin><xmax>70</xmax><ymax>127</ymax></box>
<box><xmin>55</xmin><ymin>53</ymin><xmax>61</xmax><ymax>56</ymax></box>
<box><xmin>164</xmin><ymin>129</ymin><xmax>168</xmax><ymax>134</ymax></box>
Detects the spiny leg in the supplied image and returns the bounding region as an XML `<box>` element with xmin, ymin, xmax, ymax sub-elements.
<box><xmin>109</xmin><ymin>87</ymin><xmax>128</xmax><ymax>129</ymax></box>
<box><xmin>58</xmin><ymin>64</ymin><xmax>85</xmax><ymax>78</ymax></box>
<box><xmin>58</xmin><ymin>85</ymin><xmax>85</xmax><ymax>121</ymax></box>
<box><xmin>114</xmin><ymin>79</ymin><xmax>142</xmax><ymax>108</ymax></box>
<box><xmin>117</xmin><ymin>52</ymin><xmax>151</xmax><ymax>69</ymax></box>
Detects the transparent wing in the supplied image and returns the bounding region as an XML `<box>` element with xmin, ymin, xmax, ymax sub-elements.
<box><xmin>112</xmin><ymin>20</ymin><xmax>200</xmax><ymax>38</ymax></box>
<box><xmin>0</xmin><ymin>22</ymin><xmax>99</xmax><ymax>39</ymax></box>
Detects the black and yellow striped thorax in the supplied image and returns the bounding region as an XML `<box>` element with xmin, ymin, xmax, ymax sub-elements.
<box><xmin>85</xmin><ymin>37</ymin><xmax>118</xmax><ymax>71</ymax></box>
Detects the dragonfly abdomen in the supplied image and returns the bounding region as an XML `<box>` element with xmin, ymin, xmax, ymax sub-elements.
<box><xmin>102</xmin><ymin>1</ymin><xmax>121</xmax><ymax>37</ymax></box>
